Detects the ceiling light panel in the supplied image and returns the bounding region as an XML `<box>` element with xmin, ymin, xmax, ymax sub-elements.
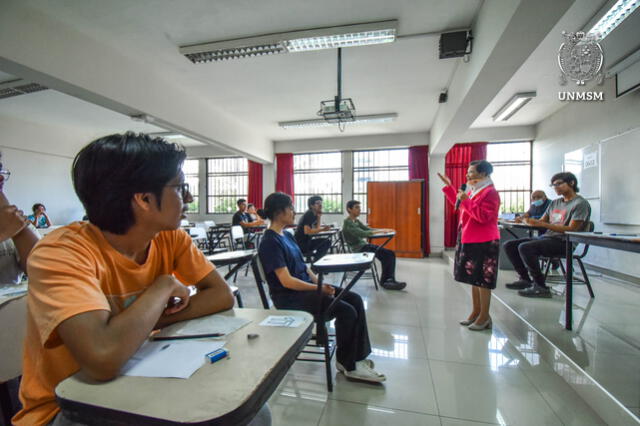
<box><xmin>492</xmin><ymin>92</ymin><xmax>536</xmax><ymax>122</ymax></box>
<box><xmin>587</xmin><ymin>0</ymin><xmax>639</xmax><ymax>40</ymax></box>
<box><xmin>180</xmin><ymin>20</ymin><xmax>397</xmax><ymax>63</ymax></box>
<box><xmin>279</xmin><ymin>113</ymin><xmax>397</xmax><ymax>129</ymax></box>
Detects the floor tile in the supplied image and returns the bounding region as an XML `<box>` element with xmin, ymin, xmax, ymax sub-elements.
<box><xmin>329</xmin><ymin>356</ymin><xmax>439</xmax><ymax>415</ymax></box>
<box><xmin>269</xmin><ymin>390</ymin><xmax>326</xmax><ymax>426</ymax></box>
<box><xmin>318</xmin><ymin>400</ymin><xmax>440</xmax><ymax>426</ymax></box>
<box><xmin>369</xmin><ymin>323</ymin><xmax>427</xmax><ymax>360</ymax></box>
<box><xmin>429</xmin><ymin>359</ymin><xmax>563</xmax><ymax>426</ymax></box>
<box><xmin>440</xmin><ymin>418</ymin><xmax>500</xmax><ymax>426</ymax></box>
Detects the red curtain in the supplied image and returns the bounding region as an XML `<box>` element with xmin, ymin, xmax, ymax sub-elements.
<box><xmin>444</xmin><ymin>142</ymin><xmax>488</xmax><ymax>247</ymax></box>
<box><xmin>248</xmin><ymin>160</ymin><xmax>263</xmax><ymax>208</ymax></box>
<box><xmin>275</xmin><ymin>153</ymin><xmax>294</xmax><ymax>200</ymax></box>
<box><xmin>408</xmin><ymin>145</ymin><xmax>430</xmax><ymax>256</ymax></box>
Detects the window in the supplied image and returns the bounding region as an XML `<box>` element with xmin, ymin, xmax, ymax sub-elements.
<box><xmin>293</xmin><ymin>152</ymin><xmax>342</xmax><ymax>213</ymax></box>
<box><xmin>352</xmin><ymin>149</ymin><xmax>409</xmax><ymax>213</ymax></box>
<box><xmin>206</xmin><ymin>157</ymin><xmax>247</xmax><ymax>214</ymax></box>
<box><xmin>183</xmin><ymin>159</ymin><xmax>200</xmax><ymax>214</ymax></box>
<box><xmin>486</xmin><ymin>141</ymin><xmax>532</xmax><ymax>214</ymax></box>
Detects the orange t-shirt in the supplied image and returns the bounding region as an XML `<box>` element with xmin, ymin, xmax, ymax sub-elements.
<box><xmin>13</xmin><ymin>222</ymin><xmax>215</xmax><ymax>426</ymax></box>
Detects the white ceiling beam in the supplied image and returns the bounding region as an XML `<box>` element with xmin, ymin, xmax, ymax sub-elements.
<box><xmin>0</xmin><ymin>2</ymin><xmax>273</xmax><ymax>163</ymax></box>
<box><xmin>430</xmin><ymin>0</ymin><xmax>575</xmax><ymax>154</ymax></box>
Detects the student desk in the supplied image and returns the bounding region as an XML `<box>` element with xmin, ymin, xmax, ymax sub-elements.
<box><xmin>207</xmin><ymin>250</ymin><xmax>256</xmax><ymax>281</ymax></box>
<box><xmin>367</xmin><ymin>231</ymin><xmax>396</xmax><ymax>250</ymax></box>
<box><xmin>564</xmin><ymin>232</ymin><xmax>640</xmax><ymax>330</ymax></box>
<box><xmin>207</xmin><ymin>225</ymin><xmax>231</xmax><ymax>252</ymax></box>
<box><xmin>56</xmin><ymin>308</ymin><xmax>313</xmax><ymax>425</ymax></box>
<box><xmin>311</xmin><ymin>252</ymin><xmax>374</xmax><ymax>390</ymax></box>
<box><xmin>498</xmin><ymin>221</ymin><xmax>546</xmax><ymax>238</ymax></box>
<box><xmin>312</xmin><ymin>228</ymin><xmax>340</xmax><ymax>253</ymax></box>
<box><xmin>0</xmin><ymin>285</ymin><xmax>28</xmax><ymax>424</ymax></box>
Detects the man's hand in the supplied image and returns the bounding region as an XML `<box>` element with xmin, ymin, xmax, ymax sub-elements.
<box><xmin>0</xmin><ymin>205</ymin><xmax>28</xmax><ymax>241</ymax></box>
<box><xmin>322</xmin><ymin>284</ymin><xmax>335</xmax><ymax>296</ymax></box>
<box><xmin>457</xmin><ymin>191</ymin><xmax>468</xmax><ymax>201</ymax></box>
<box><xmin>321</xmin><ymin>225</ymin><xmax>331</xmax><ymax>231</ymax></box>
<box><xmin>437</xmin><ymin>173</ymin><xmax>452</xmax><ymax>186</ymax></box>
<box><xmin>152</xmin><ymin>275</ymin><xmax>191</xmax><ymax>315</ymax></box>
<box><xmin>524</xmin><ymin>218</ymin><xmax>545</xmax><ymax>228</ymax></box>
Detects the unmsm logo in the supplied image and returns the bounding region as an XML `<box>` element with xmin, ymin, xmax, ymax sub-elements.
<box><xmin>558</xmin><ymin>91</ymin><xmax>604</xmax><ymax>101</ymax></box>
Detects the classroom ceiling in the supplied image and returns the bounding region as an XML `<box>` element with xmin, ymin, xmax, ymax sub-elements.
<box><xmin>1</xmin><ymin>0</ymin><xmax>481</xmax><ymax>144</ymax></box>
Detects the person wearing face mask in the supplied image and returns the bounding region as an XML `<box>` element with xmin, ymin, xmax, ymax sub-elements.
<box><xmin>0</xmin><ymin>153</ymin><xmax>40</xmax><ymax>285</ymax></box>
<box><xmin>515</xmin><ymin>190</ymin><xmax>550</xmax><ymax>222</ymax></box>
<box><xmin>438</xmin><ymin>160</ymin><xmax>501</xmax><ymax>331</ymax></box>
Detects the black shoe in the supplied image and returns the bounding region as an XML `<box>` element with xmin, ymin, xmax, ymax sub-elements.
<box><xmin>506</xmin><ymin>279</ymin><xmax>532</xmax><ymax>290</ymax></box>
<box><xmin>518</xmin><ymin>286</ymin><xmax>552</xmax><ymax>298</ymax></box>
<box><xmin>381</xmin><ymin>279</ymin><xmax>406</xmax><ymax>290</ymax></box>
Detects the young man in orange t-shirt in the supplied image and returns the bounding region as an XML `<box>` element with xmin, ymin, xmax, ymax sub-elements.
<box><xmin>13</xmin><ymin>134</ymin><xmax>242</xmax><ymax>425</ymax></box>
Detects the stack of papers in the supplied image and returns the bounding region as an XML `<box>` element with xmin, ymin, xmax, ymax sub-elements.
<box><xmin>121</xmin><ymin>340</ymin><xmax>225</xmax><ymax>379</ymax></box>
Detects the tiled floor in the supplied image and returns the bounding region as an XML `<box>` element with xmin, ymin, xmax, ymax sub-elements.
<box><xmin>492</xmin><ymin>263</ymin><xmax>640</xmax><ymax>420</ymax></box>
<box><xmin>230</xmin><ymin>257</ymin><xmax>614</xmax><ymax>425</ymax></box>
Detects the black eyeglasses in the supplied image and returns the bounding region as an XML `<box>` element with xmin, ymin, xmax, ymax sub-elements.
<box><xmin>0</xmin><ymin>170</ymin><xmax>10</xmax><ymax>181</ymax></box>
<box><xmin>550</xmin><ymin>181</ymin><xmax>566</xmax><ymax>187</ymax></box>
<box><xmin>167</xmin><ymin>183</ymin><xmax>191</xmax><ymax>199</ymax></box>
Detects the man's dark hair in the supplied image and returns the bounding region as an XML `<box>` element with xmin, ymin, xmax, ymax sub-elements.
<box><xmin>32</xmin><ymin>203</ymin><xmax>45</xmax><ymax>213</ymax></box>
<box><xmin>72</xmin><ymin>132</ymin><xmax>186</xmax><ymax>234</ymax></box>
<box><xmin>259</xmin><ymin>192</ymin><xmax>293</xmax><ymax>221</ymax></box>
<box><xmin>469</xmin><ymin>160</ymin><xmax>494</xmax><ymax>176</ymax></box>
<box><xmin>307</xmin><ymin>195</ymin><xmax>323</xmax><ymax>208</ymax></box>
<box><xmin>237</xmin><ymin>198</ymin><xmax>247</xmax><ymax>206</ymax></box>
<box><xmin>247</xmin><ymin>203</ymin><xmax>254</xmax><ymax>209</ymax></box>
<box><xmin>551</xmin><ymin>172</ymin><xmax>579</xmax><ymax>193</ymax></box>
<box><xmin>346</xmin><ymin>200</ymin><xmax>361</xmax><ymax>210</ymax></box>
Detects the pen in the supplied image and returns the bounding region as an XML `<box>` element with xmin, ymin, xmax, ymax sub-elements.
<box><xmin>151</xmin><ymin>332</ymin><xmax>225</xmax><ymax>341</ymax></box>
<box><xmin>609</xmin><ymin>233</ymin><xmax>638</xmax><ymax>237</ymax></box>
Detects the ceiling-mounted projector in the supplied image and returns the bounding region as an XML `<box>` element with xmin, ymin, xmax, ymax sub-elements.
<box><xmin>318</xmin><ymin>98</ymin><xmax>355</xmax><ymax>122</ymax></box>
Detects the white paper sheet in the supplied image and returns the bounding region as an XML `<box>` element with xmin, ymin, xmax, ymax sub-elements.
<box><xmin>154</xmin><ymin>313</ymin><xmax>250</xmax><ymax>338</ymax></box>
<box><xmin>259</xmin><ymin>315</ymin><xmax>305</xmax><ymax>328</ymax></box>
<box><xmin>121</xmin><ymin>340</ymin><xmax>225</xmax><ymax>379</ymax></box>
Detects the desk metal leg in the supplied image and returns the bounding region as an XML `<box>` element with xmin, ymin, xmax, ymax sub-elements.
<box><xmin>565</xmin><ymin>238</ymin><xmax>573</xmax><ymax>330</ymax></box>
<box><xmin>315</xmin><ymin>273</ymin><xmax>333</xmax><ymax>392</ymax></box>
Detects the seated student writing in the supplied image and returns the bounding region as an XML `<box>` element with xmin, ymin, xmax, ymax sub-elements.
<box><xmin>503</xmin><ymin>172</ymin><xmax>591</xmax><ymax>298</ymax></box>
<box><xmin>27</xmin><ymin>203</ymin><xmax>52</xmax><ymax>229</ymax></box>
<box><xmin>342</xmin><ymin>200</ymin><xmax>406</xmax><ymax>290</ymax></box>
<box><xmin>258</xmin><ymin>192</ymin><xmax>385</xmax><ymax>383</ymax></box>
<box><xmin>0</xmin><ymin>153</ymin><xmax>40</xmax><ymax>284</ymax></box>
<box><xmin>13</xmin><ymin>134</ymin><xmax>272</xmax><ymax>426</ymax></box>
<box><xmin>294</xmin><ymin>195</ymin><xmax>332</xmax><ymax>262</ymax></box>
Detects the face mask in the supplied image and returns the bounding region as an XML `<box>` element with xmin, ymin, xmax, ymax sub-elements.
<box><xmin>532</xmin><ymin>199</ymin><xmax>544</xmax><ymax>207</ymax></box>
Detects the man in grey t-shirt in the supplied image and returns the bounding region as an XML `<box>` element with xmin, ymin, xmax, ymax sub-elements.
<box><xmin>503</xmin><ymin>172</ymin><xmax>591</xmax><ymax>298</ymax></box>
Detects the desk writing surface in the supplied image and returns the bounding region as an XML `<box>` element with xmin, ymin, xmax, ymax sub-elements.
<box><xmin>206</xmin><ymin>250</ymin><xmax>255</xmax><ymax>263</ymax></box>
<box><xmin>368</xmin><ymin>231</ymin><xmax>396</xmax><ymax>238</ymax></box>
<box><xmin>56</xmin><ymin>308</ymin><xmax>313</xmax><ymax>424</ymax></box>
<box><xmin>314</xmin><ymin>253</ymin><xmax>374</xmax><ymax>273</ymax></box>
<box><xmin>0</xmin><ymin>287</ymin><xmax>27</xmax><ymax>381</ymax></box>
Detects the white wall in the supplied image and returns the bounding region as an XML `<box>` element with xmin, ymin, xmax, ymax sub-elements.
<box><xmin>275</xmin><ymin>132</ymin><xmax>429</xmax><ymax>154</ymax></box>
<box><xmin>0</xmin><ymin>116</ymin><xmax>88</xmax><ymax>224</ymax></box>
<box><xmin>533</xmin><ymin>77</ymin><xmax>640</xmax><ymax>277</ymax></box>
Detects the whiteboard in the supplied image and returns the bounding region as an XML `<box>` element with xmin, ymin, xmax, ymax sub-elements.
<box><xmin>600</xmin><ymin>127</ymin><xmax>640</xmax><ymax>225</ymax></box>
<box><xmin>563</xmin><ymin>144</ymin><xmax>599</xmax><ymax>200</ymax></box>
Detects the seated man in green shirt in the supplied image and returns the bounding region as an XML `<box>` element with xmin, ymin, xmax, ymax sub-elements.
<box><xmin>342</xmin><ymin>200</ymin><xmax>406</xmax><ymax>290</ymax></box>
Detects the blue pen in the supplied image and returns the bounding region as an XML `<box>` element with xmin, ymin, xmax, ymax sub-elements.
<box><xmin>609</xmin><ymin>233</ymin><xmax>638</xmax><ymax>237</ymax></box>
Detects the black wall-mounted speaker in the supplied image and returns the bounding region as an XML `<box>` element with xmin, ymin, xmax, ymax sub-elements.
<box><xmin>439</xmin><ymin>31</ymin><xmax>471</xmax><ymax>59</ymax></box>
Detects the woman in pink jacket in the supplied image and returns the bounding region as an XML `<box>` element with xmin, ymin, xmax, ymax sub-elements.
<box><xmin>438</xmin><ymin>160</ymin><xmax>500</xmax><ymax>331</ymax></box>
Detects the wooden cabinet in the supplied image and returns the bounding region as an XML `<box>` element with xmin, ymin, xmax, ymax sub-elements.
<box><xmin>367</xmin><ymin>180</ymin><xmax>424</xmax><ymax>258</ymax></box>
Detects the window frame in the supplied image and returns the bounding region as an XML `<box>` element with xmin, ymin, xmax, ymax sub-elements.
<box><xmin>292</xmin><ymin>151</ymin><xmax>344</xmax><ymax>214</ymax></box>
<box><xmin>486</xmin><ymin>141</ymin><xmax>533</xmax><ymax>214</ymax></box>
<box><xmin>205</xmin><ymin>157</ymin><xmax>248</xmax><ymax>214</ymax></box>
<box><xmin>352</xmin><ymin>148</ymin><xmax>410</xmax><ymax>214</ymax></box>
<box><xmin>182</xmin><ymin>158</ymin><xmax>200</xmax><ymax>214</ymax></box>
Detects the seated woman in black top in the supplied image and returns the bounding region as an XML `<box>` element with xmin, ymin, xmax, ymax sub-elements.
<box><xmin>257</xmin><ymin>192</ymin><xmax>385</xmax><ymax>383</ymax></box>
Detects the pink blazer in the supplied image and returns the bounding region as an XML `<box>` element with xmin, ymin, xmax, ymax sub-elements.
<box><xmin>443</xmin><ymin>184</ymin><xmax>500</xmax><ymax>244</ymax></box>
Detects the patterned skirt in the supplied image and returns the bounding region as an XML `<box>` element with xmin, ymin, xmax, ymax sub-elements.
<box><xmin>454</xmin><ymin>230</ymin><xmax>500</xmax><ymax>289</ymax></box>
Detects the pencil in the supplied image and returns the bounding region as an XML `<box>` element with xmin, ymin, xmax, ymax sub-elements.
<box><xmin>151</xmin><ymin>333</ymin><xmax>225</xmax><ymax>341</ymax></box>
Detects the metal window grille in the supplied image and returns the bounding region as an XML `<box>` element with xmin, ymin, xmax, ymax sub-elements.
<box><xmin>352</xmin><ymin>148</ymin><xmax>409</xmax><ymax>213</ymax></box>
<box><xmin>486</xmin><ymin>141</ymin><xmax>532</xmax><ymax>214</ymax></box>
<box><xmin>183</xmin><ymin>159</ymin><xmax>200</xmax><ymax>214</ymax></box>
<box><xmin>293</xmin><ymin>152</ymin><xmax>343</xmax><ymax>213</ymax></box>
<box><xmin>206</xmin><ymin>157</ymin><xmax>248</xmax><ymax>214</ymax></box>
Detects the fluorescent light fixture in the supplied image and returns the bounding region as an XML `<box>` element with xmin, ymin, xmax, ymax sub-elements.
<box><xmin>492</xmin><ymin>92</ymin><xmax>536</xmax><ymax>122</ymax></box>
<box><xmin>180</xmin><ymin>20</ymin><xmax>397</xmax><ymax>63</ymax></box>
<box><xmin>279</xmin><ymin>113</ymin><xmax>397</xmax><ymax>129</ymax></box>
<box><xmin>587</xmin><ymin>0</ymin><xmax>639</xmax><ymax>40</ymax></box>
